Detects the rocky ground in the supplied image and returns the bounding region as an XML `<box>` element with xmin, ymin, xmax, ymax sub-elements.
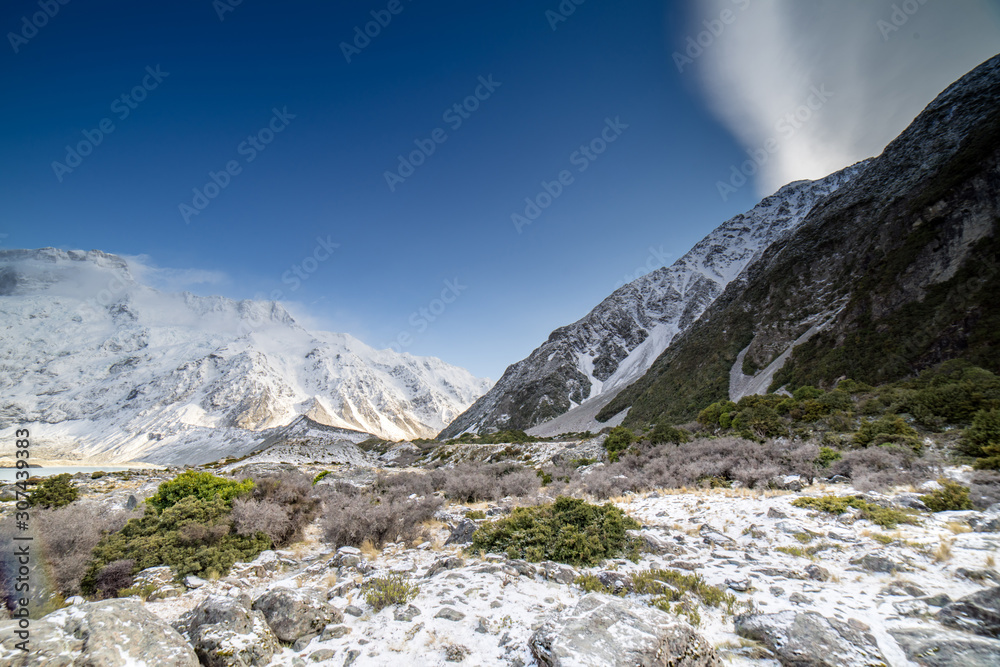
<box><xmin>2</xmin><ymin>463</ymin><xmax>999</xmax><ymax>666</ymax></box>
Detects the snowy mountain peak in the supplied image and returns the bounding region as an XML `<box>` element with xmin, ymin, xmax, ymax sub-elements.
<box><xmin>0</xmin><ymin>249</ymin><xmax>492</xmax><ymax>465</ymax></box>
<box><xmin>439</xmin><ymin>161</ymin><xmax>866</xmax><ymax>439</ymax></box>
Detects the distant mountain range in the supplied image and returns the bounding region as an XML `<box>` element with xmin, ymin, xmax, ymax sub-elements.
<box><xmin>0</xmin><ymin>249</ymin><xmax>491</xmax><ymax>464</ymax></box>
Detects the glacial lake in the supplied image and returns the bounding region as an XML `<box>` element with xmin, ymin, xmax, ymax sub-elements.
<box><xmin>0</xmin><ymin>466</ymin><xmax>145</xmax><ymax>481</ymax></box>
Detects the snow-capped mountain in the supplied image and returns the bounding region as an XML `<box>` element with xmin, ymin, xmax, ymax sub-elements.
<box><xmin>439</xmin><ymin>163</ymin><xmax>864</xmax><ymax>438</ymax></box>
<box><xmin>0</xmin><ymin>248</ymin><xmax>492</xmax><ymax>464</ymax></box>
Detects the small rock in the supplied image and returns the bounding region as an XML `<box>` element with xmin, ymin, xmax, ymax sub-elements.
<box><xmin>435</xmin><ymin>608</ymin><xmax>466</xmax><ymax>622</ymax></box>
<box><xmin>767</xmin><ymin>507</ymin><xmax>788</xmax><ymax>519</ymax></box>
<box><xmin>805</xmin><ymin>564</ymin><xmax>831</xmax><ymax>582</ymax></box>
<box><xmin>394</xmin><ymin>605</ymin><xmax>421</xmax><ymax>622</ymax></box>
<box><xmin>343</xmin><ymin>649</ymin><xmax>361</xmax><ymax>666</ymax></box>
<box><xmin>252</xmin><ymin>587</ymin><xmax>336</xmax><ymax>643</ymax></box>
<box><xmin>540</xmin><ymin>561</ymin><xmax>577</xmax><ymax>585</ymax></box>
<box><xmin>890</xmin><ymin>493</ymin><xmax>929</xmax><ymax>511</ymax></box>
<box><xmin>850</xmin><ymin>554</ymin><xmax>908</xmax><ymax>574</ymax></box>
<box><xmin>424</xmin><ymin>556</ymin><xmax>465</xmax><ymax>578</ymax></box>
<box><xmin>699</xmin><ymin>524</ymin><xmax>735</xmax><ymax>545</ymax></box>
<box><xmin>444</xmin><ymin>644</ymin><xmax>471</xmax><ymax>662</ymax></box>
<box><xmin>444</xmin><ymin>519</ymin><xmax>478</xmax><ymax>545</ymax></box>
<box><xmin>922</xmin><ymin>594</ymin><xmax>951</xmax><ymax>607</ymax></box>
<box><xmin>970</xmin><ymin>503</ymin><xmax>1000</xmax><ymax>532</ymax></box>
<box><xmin>292</xmin><ymin>633</ymin><xmax>318</xmax><ymax>651</ymax></box>
<box><xmin>344</xmin><ymin>605</ymin><xmax>364</xmax><ymax>617</ymax></box>
<box><xmin>321</xmin><ymin>625</ymin><xmax>351</xmax><ymax>640</ymax></box>
<box><xmin>770</xmin><ymin>587</ymin><xmax>785</xmax><ymax>597</ymax></box>
<box><xmin>66</xmin><ymin>596</ymin><xmax>86</xmax><ymax>605</ymax></box>
<box><xmin>789</xmin><ymin>592</ymin><xmax>811</xmax><ymax>606</ymax></box>
<box><xmin>309</xmin><ymin>649</ymin><xmax>337</xmax><ymax>663</ymax></box>
<box><xmin>184</xmin><ymin>575</ymin><xmax>209</xmax><ymax>589</ymax></box>
<box><xmin>881</xmin><ymin>582</ymin><xmax>926</xmax><ymax>597</ymax></box>
<box><xmin>893</xmin><ymin>599</ymin><xmax>929</xmax><ymax>617</ymax></box>
<box><xmin>726</xmin><ymin>578</ymin><xmax>750</xmax><ymax>592</ymax></box>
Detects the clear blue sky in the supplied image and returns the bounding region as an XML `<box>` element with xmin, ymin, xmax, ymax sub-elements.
<box><xmin>3</xmin><ymin>1</ymin><xmax>992</xmax><ymax>379</ymax></box>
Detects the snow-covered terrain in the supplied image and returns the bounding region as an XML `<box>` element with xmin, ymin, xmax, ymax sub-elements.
<box><xmin>443</xmin><ymin>163</ymin><xmax>866</xmax><ymax>439</ymax></box>
<box><xmin>0</xmin><ymin>249</ymin><xmax>492</xmax><ymax>464</ymax></box>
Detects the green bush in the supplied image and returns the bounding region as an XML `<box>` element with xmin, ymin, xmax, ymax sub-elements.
<box><xmin>361</xmin><ymin>573</ymin><xmax>419</xmax><ymax>611</ymax></box>
<box><xmin>731</xmin><ymin>404</ymin><xmax>785</xmax><ymax>439</ymax></box>
<box><xmin>648</xmin><ymin>422</ymin><xmax>689</xmax><ymax>445</ymax></box>
<box><xmin>920</xmin><ymin>479</ymin><xmax>973</xmax><ymax>512</ymax></box>
<box><xmin>814</xmin><ymin>447</ymin><xmax>843</xmax><ymax>468</ymax></box>
<box><xmin>603</xmin><ymin>427</ymin><xmax>635</xmax><ymax>462</ymax></box>
<box><xmin>792</xmin><ymin>495</ymin><xmax>919</xmax><ymax>529</ymax></box>
<box><xmin>91</xmin><ymin>471</ymin><xmax>106</xmax><ymax>480</ymax></box>
<box><xmin>697</xmin><ymin>401</ymin><xmax>736</xmax><ymax>428</ymax></box>
<box><xmin>465</xmin><ymin>510</ymin><xmax>486</xmax><ymax>520</ymax></box>
<box><xmin>29</xmin><ymin>474</ymin><xmax>78</xmax><ymax>509</ymax></box>
<box><xmin>793</xmin><ymin>386</ymin><xmax>824</xmax><ymax>401</ymax></box>
<box><xmin>312</xmin><ymin>470</ymin><xmax>332</xmax><ymax>485</ymax></box>
<box><xmin>853</xmin><ymin>415</ymin><xmax>921</xmax><ymax>451</ymax></box>
<box><xmin>146</xmin><ymin>471</ymin><xmax>253</xmax><ymax>512</ymax></box>
<box><xmin>961</xmin><ymin>409</ymin><xmax>1000</xmax><ymax>469</ymax></box>
<box><xmin>80</xmin><ymin>495</ymin><xmax>269</xmax><ymax>594</ymax></box>
<box><xmin>470</xmin><ymin>497</ymin><xmax>640</xmax><ymax>566</ymax></box>
<box><xmin>905</xmin><ymin>361</ymin><xmax>1000</xmax><ymax>427</ymax></box>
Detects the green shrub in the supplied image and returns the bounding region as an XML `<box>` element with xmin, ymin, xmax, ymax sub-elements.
<box><xmin>920</xmin><ymin>479</ymin><xmax>974</xmax><ymax>512</ymax></box>
<box><xmin>961</xmin><ymin>409</ymin><xmax>1000</xmax><ymax>469</ymax></box>
<box><xmin>905</xmin><ymin>361</ymin><xmax>1000</xmax><ymax>427</ymax></box>
<box><xmin>470</xmin><ymin>497</ymin><xmax>640</xmax><ymax>566</ymax></box>
<box><xmin>29</xmin><ymin>474</ymin><xmax>78</xmax><ymax>509</ymax></box>
<box><xmin>312</xmin><ymin>470</ymin><xmax>332</xmax><ymax>485</ymax></box>
<box><xmin>853</xmin><ymin>415</ymin><xmax>921</xmax><ymax>451</ymax></box>
<box><xmin>80</xmin><ymin>495</ymin><xmax>270</xmax><ymax>594</ymax></box>
<box><xmin>697</xmin><ymin>401</ymin><xmax>736</xmax><ymax>428</ymax></box>
<box><xmin>91</xmin><ymin>471</ymin><xmax>106</xmax><ymax>480</ymax></box>
<box><xmin>465</xmin><ymin>510</ymin><xmax>486</xmax><ymax>520</ymax></box>
<box><xmin>361</xmin><ymin>573</ymin><xmax>419</xmax><ymax>611</ymax></box>
<box><xmin>731</xmin><ymin>404</ymin><xmax>785</xmax><ymax>439</ymax></box>
<box><xmin>574</xmin><ymin>573</ymin><xmax>613</xmax><ymax>594</ymax></box>
<box><xmin>146</xmin><ymin>471</ymin><xmax>253</xmax><ymax>512</ymax></box>
<box><xmin>603</xmin><ymin>427</ymin><xmax>635</xmax><ymax>462</ymax></box>
<box><xmin>648</xmin><ymin>422</ymin><xmax>689</xmax><ymax>445</ymax></box>
<box><xmin>791</xmin><ymin>495</ymin><xmax>919</xmax><ymax>529</ymax></box>
<box><xmin>837</xmin><ymin>379</ymin><xmax>873</xmax><ymax>394</ymax></box>
<box><xmin>814</xmin><ymin>447</ymin><xmax>843</xmax><ymax>468</ymax></box>
<box><xmin>793</xmin><ymin>386</ymin><xmax>824</xmax><ymax>401</ymax></box>
<box><xmin>632</xmin><ymin>568</ymin><xmax>737</xmax><ymax>612</ymax></box>
<box><xmin>569</xmin><ymin>457</ymin><xmax>599</xmax><ymax>468</ymax></box>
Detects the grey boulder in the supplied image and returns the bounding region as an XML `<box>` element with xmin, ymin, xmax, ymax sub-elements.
<box><xmin>735</xmin><ymin>610</ymin><xmax>885</xmax><ymax>667</ymax></box>
<box><xmin>530</xmin><ymin>593</ymin><xmax>721</xmax><ymax>666</ymax></box>
<box><xmin>937</xmin><ymin>586</ymin><xmax>1000</xmax><ymax>637</ymax></box>
<box><xmin>252</xmin><ymin>587</ymin><xmax>339</xmax><ymax>642</ymax></box>
<box><xmin>0</xmin><ymin>598</ymin><xmax>198</xmax><ymax>666</ymax></box>
<box><xmin>175</xmin><ymin>595</ymin><xmax>279</xmax><ymax>667</ymax></box>
<box><xmin>890</xmin><ymin>626</ymin><xmax>1000</xmax><ymax>666</ymax></box>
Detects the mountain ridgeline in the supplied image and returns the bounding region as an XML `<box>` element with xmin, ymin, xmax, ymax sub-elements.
<box><xmin>597</xmin><ymin>53</ymin><xmax>1000</xmax><ymax>429</ymax></box>
<box><xmin>444</xmin><ymin>53</ymin><xmax>1000</xmax><ymax>439</ymax></box>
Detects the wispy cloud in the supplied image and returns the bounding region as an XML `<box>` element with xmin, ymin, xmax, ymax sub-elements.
<box><xmin>122</xmin><ymin>254</ymin><xmax>229</xmax><ymax>292</ymax></box>
<box><xmin>690</xmin><ymin>0</ymin><xmax>1000</xmax><ymax>196</ymax></box>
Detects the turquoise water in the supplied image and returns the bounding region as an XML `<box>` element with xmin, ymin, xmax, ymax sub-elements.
<box><xmin>0</xmin><ymin>466</ymin><xmax>142</xmax><ymax>481</ymax></box>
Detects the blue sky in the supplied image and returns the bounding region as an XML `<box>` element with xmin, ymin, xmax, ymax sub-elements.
<box><xmin>3</xmin><ymin>1</ymin><xmax>999</xmax><ymax>380</ymax></box>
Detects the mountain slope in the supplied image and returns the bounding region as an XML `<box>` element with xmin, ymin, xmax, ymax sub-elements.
<box><xmin>598</xmin><ymin>53</ymin><xmax>1000</xmax><ymax>428</ymax></box>
<box><xmin>440</xmin><ymin>165</ymin><xmax>862</xmax><ymax>438</ymax></box>
<box><xmin>0</xmin><ymin>249</ymin><xmax>491</xmax><ymax>463</ymax></box>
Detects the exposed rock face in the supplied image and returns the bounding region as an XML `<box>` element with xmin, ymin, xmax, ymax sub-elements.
<box><xmin>937</xmin><ymin>586</ymin><xmax>1000</xmax><ymax>637</ymax></box>
<box><xmin>175</xmin><ymin>595</ymin><xmax>279</xmax><ymax>667</ymax></box>
<box><xmin>530</xmin><ymin>593</ymin><xmax>721</xmax><ymax>666</ymax></box>
<box><xmin>735</xmin><ymin>610</ymin><xmax>886</xmax><ymax>667</ymax></box>
<box><xmin>600</xmin><ymin>53</ymin><xmax>1000</xmax><ymax>427</ymax></box>
<box><xmin>890</xmin><ymin>626</ymin><xmax>1000</xmax><ymax>666</ymax></box>
<box><xmin>252</xmin><ymin>587</ymin><xmax>337</xmax><ymax>643</ymax></box>
<box><xmin>440</xmin><ymin>165</ymin><xmax>859</xmax><ymax>438</ymax></box>
<box><xmin>0</xmin><ymin>598</ymin><xmax>198</xmax><ymax>666</ymax></box>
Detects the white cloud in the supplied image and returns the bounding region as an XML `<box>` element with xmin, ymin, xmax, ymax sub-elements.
<box><xmin>122</xmin><ymin>254</ymin><xmax>230</xmax><ymax>293</ymax></box>
<box><xmin>687</xmin><ymin>0</ymin><xmax>1000</xmax><ymax>196</ymax></box>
